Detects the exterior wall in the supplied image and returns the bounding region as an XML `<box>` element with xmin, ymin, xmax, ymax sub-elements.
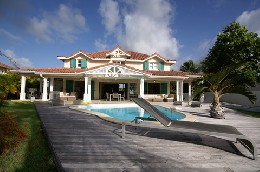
<box><xmin>63</xmin><ymin>56</ymin><xmax>172</xmax><ymax>71</ymax></box>
<box><xmin>204</xmin><ymin>90</ymin><xmax>260</xmax><ymax>106</ymax></box>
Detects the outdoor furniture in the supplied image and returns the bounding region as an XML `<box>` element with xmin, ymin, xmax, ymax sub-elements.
<box><xmin>173</xmin><ymin>101</ymin><xmax>183</xmax><ymax>105</ymax></box>
<box><xmin>59</xmin><ymin>92</ymin><xmax>76</xmax><ymax>101</ymax></box>
<box><xmin>130</xmin><ymin>98</ymin><xmax>257</xmax><ymax>160</ymax></box>
<box><xmin>110</xmin><ymin>93</ymin><xmax>121</xmax><ymax>101</ymax></box>
<box><xmin>191</xmin><ymin>101</ymin><xmax>202</xmax><ymax>107</ymax></box>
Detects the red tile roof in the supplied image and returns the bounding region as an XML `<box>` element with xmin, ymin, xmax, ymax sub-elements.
<box><xmin>146</xmin><ymin>70</ymin><xmax>201</xmax><ymax>76</ymax></box>
<box><xmin>0</xmin><ymin>62</ymin><xmax>15</xmax><ymax>70</ymax></box>
<box><xmin>15</xmin><ymin>64</ymin><xmax>200</xmax><ymax>77</ymax></box>
<box><xmin>58</xmin><ymin>45</ymin><xmax>175</xmax><ymax>62</ymax></box>
<box><xmin>18</xmin><ymin>68</ymin><xmax>85</xmax><ymax>73</ymax></box>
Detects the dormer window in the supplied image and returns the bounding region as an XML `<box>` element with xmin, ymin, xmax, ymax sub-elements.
<box><xmin>77</xmin><ymin>59</ymin><xmax>82</xmax><ymax>68</ymax></box>
<box><xmin>149</xmin><ymin>62</ymin><xmax>158</xmax><ymax>70</ymax></box>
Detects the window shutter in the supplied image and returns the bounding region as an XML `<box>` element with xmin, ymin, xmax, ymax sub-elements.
<box><xmin>66</xmin><ymin>80</ymin><xmax>74</xmax><ymax>93</ymax></box>
<box><xmin>160</xmin><ymin>83</ymin><xmax>167</xmax><ymax>94</ymax></box>
<box><xmin>81</xmin><ymin>59</ymin><xmax>87</xmax><ymax>69</ymax></box>
<box><xmin>143</xmin><ymin>61</ymin><xmax>149</xmax><ymax>70</ymax></box>
<box><xmin>159</xmin><ymin>62</ymin><xmax>164</xmax><ymax>71</ymax></box>
<box><xmin>144</xmin><ymin>82</ymin><xmax>148</xmax><ymax>94</ymax></box>
<box><xmin>70</xmin><ymin>59</ymin><xmax>76</xmax><ymax>68</ymax></box>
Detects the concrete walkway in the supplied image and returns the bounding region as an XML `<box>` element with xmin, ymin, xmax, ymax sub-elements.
<box><xmin>35</xmin><ymin>103</ymin><xmax>260</xmax><ymax>172</ymax></box>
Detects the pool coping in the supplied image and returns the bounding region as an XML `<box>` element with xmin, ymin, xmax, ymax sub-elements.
<box><xmin>69</xmin><ymin>103</ymin><xmax>197</xmax><ymax>125</ymax></box>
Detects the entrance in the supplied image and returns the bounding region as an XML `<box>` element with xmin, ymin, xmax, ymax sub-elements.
<box><xmin>100</xmin><ymin>82</ymin><xmax>128</xmax><ymax>100</ymax></box>
<box><xmin>75</xmin><ymin>81</ymin><xmax>84</xmax><ymax>99</ymax></box>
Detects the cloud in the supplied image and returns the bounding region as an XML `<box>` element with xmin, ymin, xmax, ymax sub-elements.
<box><xmin>95</xmin><ymin>39</ymin><xmax>108</xmax><ymax>50</ymax></box>
<box><xmin>1</xmin><ymin>49</ymin><xmax>33</xmax><ymax>68</ymax></box>
<box><xmin>99</xmin><ymin>0</ymin><xmax>121</xmax><ymax>35</ymax></box>
<box><xmin>236</xmin><ymin>8</ymin><xmax>260</xmax><ymax>36</ymax></box>
<box><xmin>98</xmin><ymin>0</ymin><xmax>179</xmax><ymax>60</ymax></box>
<box><xmin>0</xmin><ymin>28</ymin><xmax>21</xmax><ymax>41</ymax></box>
<box><xmin>198</xmin><ymin>37</ymin><xmax>216</xmax><ymax>53</ymax></box>
<box><xmin>27</xmin><ymin>4</ymin><xmax>87</xmax><ymax>42</ymax></box>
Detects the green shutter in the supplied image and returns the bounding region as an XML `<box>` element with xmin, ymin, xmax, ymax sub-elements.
<box><xmin>160</xmin><ymin>83</ymin><xmax>167</xmax><ymax>94</ymax></box>
<box><xmin>66</xmin><ymin>80</ymin><xmax>74</xmax><ymax>93</ymax></box>
<box><xmin>70</xmin><ymin>59</ymin><xmax>76</xmax><ymax>68</ymax></box>
<box><xmin>144</xmin><ymin>82</ymin><xmax>148</xmax><ymax>94</ymax></box>
<box><xmin>143</xmin><ymin>61</ymin><xmax>149</xmax><ymax>70</ymax></box>
<box><xmin>81</xmin><ymin>59</ymin><xmax>87</xmax><ymax>69</ymax></box>
<box><xmin>159</xmin><ymin>62</ymin><xmax>164</xmax><ymax>71</ymax></box>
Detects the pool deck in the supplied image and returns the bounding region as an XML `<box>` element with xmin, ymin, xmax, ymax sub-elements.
<box><xmin>35</xmin><ymin>101</ymin><xmax>260</xmax><ymax>171</ymax></box>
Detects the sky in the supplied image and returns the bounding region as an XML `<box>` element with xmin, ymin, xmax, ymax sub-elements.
<box><xmin>0</xmin><ymin>0</ymin><xmax>259</xmax><ymax>70</ymax></box>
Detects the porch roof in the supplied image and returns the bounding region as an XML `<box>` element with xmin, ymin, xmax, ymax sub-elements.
<box><xmin>11</xmin><ymin>63</ymin><xmax>201</xmax><ymax>79</ymax></box>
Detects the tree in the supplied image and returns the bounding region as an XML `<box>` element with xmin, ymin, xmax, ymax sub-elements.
<box><xmin>179</xmin><ymin>60</ymin><xmax>200</xmax><ymax>73</ymax></box>
<box><xmin>0</xmin><ymin>73</ymin><xmax>20</xmax><ymax>110</ymax></box>
<box><xmin>201</xmin><ymin>21</ymin><xmax>260</xmax><ymax>83</ymax></box>
<box><xmin>193</xmin><ymin>63</ymin><xmax>256</xmax><ymax>119</ymax></box>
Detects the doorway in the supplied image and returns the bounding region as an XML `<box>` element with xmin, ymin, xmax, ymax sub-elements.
<box><xmin>99</xmin><ymin>82</ymin><xmax>128</xmax><ymax>100</ymax></box>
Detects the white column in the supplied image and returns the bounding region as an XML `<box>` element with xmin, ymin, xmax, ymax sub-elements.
<box><xmin>167</xmin><ymin>81</ymin><xmax>171</xmax><ymax>95</ymax></box>
<box><xmin>42</xmin><ymin>77</ymin><xmax>48</xmax><ymax>101</ymax></box>
<box><xmin>87</xmin><ymin>78</ymin><xmax>91</xmax><ymax>101</ymax></box>
<box><xmin>176</xmin><ymin>80</ymin><xmax>179</xmax><ymax>101</ymax></box>
<box><xmin>139</xmin><ymin>78</ymin><xmax>144</xmax><ymax>98</ymax></box>
<box><xmin>180</xmin><ymin>80</ymin><xmax>184</xmax><ymax>101</ymax></box>
<box><xmin>50</xmin><ymin>78</ymin><xmax>54</xmax><ymax>92</ymax></box>
<box><xmin>188</xmin><ymin>82</ymin><xmax>192</xmax><ymax>103</ymax></box>
<box><xmin>20</xmin><ymin>75</ymin><xmax>26</xmax><ymax>100</ymax></box>
<box><xmin>83</xmin><ymin>76</ymin><xmax>92</xmax><ymax>101</ymax></box>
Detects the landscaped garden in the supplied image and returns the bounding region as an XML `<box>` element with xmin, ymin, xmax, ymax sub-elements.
<box><xmin>0</xmin><ymin>101</ymin><xmax>56</xmax><ymax>171</ymax></box>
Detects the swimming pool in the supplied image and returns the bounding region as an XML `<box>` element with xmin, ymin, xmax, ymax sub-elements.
<box><xmin>79</xmin><ymin>104</ymin><xmax>185</xmax><ymax>121</ymax></box>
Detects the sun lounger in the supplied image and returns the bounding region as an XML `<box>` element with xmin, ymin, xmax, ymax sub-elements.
<box><xmin>130</xmin><ymin>98</ymin><xmax>257</xmax><ymax>160</ymax></box>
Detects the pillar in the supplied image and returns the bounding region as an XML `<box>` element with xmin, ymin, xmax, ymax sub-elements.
<box><xmin>20</xmin><ymin>75</ymin><xmax>26</xmax><ymax>100</ymax></box>
<box><xmin>176</xmin><ymin>80</ymin><xmax>179</xmax><ymax>101</ymax></box>
<box><xmin>180</xmin><ymin>80</ymin><xmax>184</xmax><ymax>101</ymax></box>
<box><xmin>139</xmin><ymin>78</ymin><xmax>144</xmax><ymax>98</ymax></box>
<box><xmin>50</xmin><ymin>78</ymin><xmax>54</xmax><ymax>92</ymax></box>
<box><xmin>83</xmin><ymin>76</ymin><xmax>91</xmax><ymax>102</ymax></box>
<box><xmin>188</xmin><ymin>82</ymin><xmax>192</xmax><ymax>103</ymax></box>
<box><xmin>62</xmin><ymin>79</ymin><xmax>66</xmax><ymax>92</ymax></box>
<box><xmin>42</xmin><ymin>77</ymin><xmax>48</xmax><ymax>101</ymax></box>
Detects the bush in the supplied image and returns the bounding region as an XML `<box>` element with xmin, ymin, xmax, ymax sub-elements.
<box><xmin>0</xmin><ymin>111</ymin><xmax>28</xmax><ymax>154</ymax></box>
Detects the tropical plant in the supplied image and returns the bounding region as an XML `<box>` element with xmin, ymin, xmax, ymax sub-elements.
<box><xmin>193</xmin><ymin>63</ymin><xmax>256</xmax><ymax>119</ymax></box>
<box><xmin>0</xmin><ymin>73</ymin><xmax>20</xmax><ymax>110</ymax></box>
<box><xmin>201</xmin><ymin>21</ymin><xmax>260</xmax><ymax>83</ymax></box>
<box><xmin>179</xmin><ymin>60</ymin><xmax>200</xmax><ymax>73</ymax></box>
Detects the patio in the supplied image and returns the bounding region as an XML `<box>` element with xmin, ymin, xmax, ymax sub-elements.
<box><xmin>36</xmin><ymin>102</ymin><xmax>260</xmax><ymax>171</ymax></box>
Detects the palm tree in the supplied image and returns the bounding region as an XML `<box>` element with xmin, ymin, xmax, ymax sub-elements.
<box><xmin>193</xmin><ymin>63</ymin><xmax>256</xmax><ymax>119</ymax></box>
<box><xmin>180</xmin><ymin>60</ymin><xmax>200</xmax><ymax>73</ymax></box>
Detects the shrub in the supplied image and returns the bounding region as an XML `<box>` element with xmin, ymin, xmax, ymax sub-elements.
<box><xmin>0</xmin><ymin>111</ymin><xmax>28</xmax><ymax>154</ymax></box>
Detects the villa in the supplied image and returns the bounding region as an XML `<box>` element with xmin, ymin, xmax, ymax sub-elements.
<box><xmin>13</xmin><ymin>46</ymin><xmax>200</xmax><ymax>102</ymax></box>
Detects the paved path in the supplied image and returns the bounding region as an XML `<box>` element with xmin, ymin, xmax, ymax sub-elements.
<box><xmin>35</xmin><ymin>103</ymin><xmax>260</xmax><ymax>172</ymax></box>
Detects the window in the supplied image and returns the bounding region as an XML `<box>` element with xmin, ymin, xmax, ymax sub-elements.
<box><xmin>77</xmin><ymin>59</ymin><xmax>82</xmax><ymax>68</ymax></box>
<box><xmin>149</xmin><ymin>62</ymin><xmax>158</xmax><ymax>70</ymax></box>
<box><xmin>113</xmin><ymin>61</ymin><xmax>125</xmax><ymax>65</ymax></box>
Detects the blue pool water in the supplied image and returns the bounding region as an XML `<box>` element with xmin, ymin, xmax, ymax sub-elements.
<box><xmin>79</xmin><ymin>104</ymin><xmax>185</xmax><ymax>121</ymax></box>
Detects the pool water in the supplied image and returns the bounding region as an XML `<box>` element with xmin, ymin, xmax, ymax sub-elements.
<box><xmin>79</xmin><ymin>104</ymin><xmax>185</xmax><ymax>121</ymax></box>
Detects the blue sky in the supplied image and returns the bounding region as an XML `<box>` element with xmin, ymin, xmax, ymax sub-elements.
<box><xmin>0</xmin><ymin>0</ymin><xmax>259</xmax><ymax>70</ymax></box>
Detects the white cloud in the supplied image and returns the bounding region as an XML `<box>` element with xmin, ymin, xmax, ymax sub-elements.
<box><xmin>1</xmin><ymin>49</ymin><xmax>33</xmax><ymax>68</ymax></box>
<box><xmin>0</xmin><ymin>28</ymin><xmax>21</xmax><ymax>41</ymax></box>
<box><xmin>236</xmin><ymin>8</ymin><xmax>260</xmax><ymax>36</ymax></box>
<box><xmin>99</xmin><ymin>0</ymin><xmax>121</xmax><ymax>34</ymax></box>
<box><xmin>95</xmin><ymin>39</ymin><xmax>108</xmax><ymax>50</ymax></box>
<box><xmin>98</xmin><ymin>0</ymin><xmax>179</xmax><ymax>60</ymax></box>
<box><xmin>27</xmin><ymin>4</ymin><xmax>87</xmax><ymax>42</ymax></box>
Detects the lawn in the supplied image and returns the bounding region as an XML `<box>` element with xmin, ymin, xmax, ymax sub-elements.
<box><xmin>0</xmin><ymin>101</ymin><xmax>57</xmax><ymax>171</ymax></box>
<box><xmin>236</xmin><ymin>109</ymin><xmax>260</xmax><ymax>118</ymax></box>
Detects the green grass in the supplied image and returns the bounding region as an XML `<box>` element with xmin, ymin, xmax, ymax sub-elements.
<box><xmin>236</xmin><ymin>109</ymin><xmax>260</xmax><ymax>118</ymax></box>
<box><xmin>0</xmin><ymin>101</ymin><xmax>57</xmax><ymax>172</ymax></box>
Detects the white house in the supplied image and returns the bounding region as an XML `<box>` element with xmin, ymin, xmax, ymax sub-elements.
<box><xmin>13</xmin><ymin>46</ymin><xmax>201</xmax><ymax>102</ymax></box>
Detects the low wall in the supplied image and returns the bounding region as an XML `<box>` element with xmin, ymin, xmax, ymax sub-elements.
<box><xmin>203</xmin><ymin>91</ymin><xmax>260</xmax><ymax>106</ymax></box>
